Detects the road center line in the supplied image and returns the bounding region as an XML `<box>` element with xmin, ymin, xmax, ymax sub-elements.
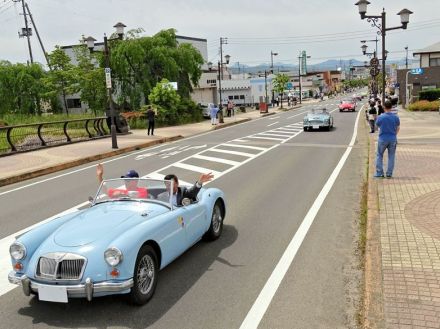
<box><xmin>239</xmin><ymin>108</ymin><xmax>363</xmax><ymax>329</ymax></box>
<box><xmin>267</xmin><ymin>122</ymin><xmax>279</xmax><ymax>127</ymax></box>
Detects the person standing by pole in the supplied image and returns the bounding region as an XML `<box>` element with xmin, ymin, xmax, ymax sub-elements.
<box><xmin>146</xmin><ymin>105</ymin><xmax>155</xmax><ymax>136</ymax></box>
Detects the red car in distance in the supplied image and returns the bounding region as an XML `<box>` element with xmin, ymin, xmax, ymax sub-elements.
<box><xmin>339</xmin><ymin>99</ymin><xmax>356</xmax><ymax>112</ymax></box>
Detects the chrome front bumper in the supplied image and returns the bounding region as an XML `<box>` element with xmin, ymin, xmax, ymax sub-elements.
<box><xmin>8</xmin><ymin>271</ymin><xmax>133</xmax><ymax>301</ymax></box>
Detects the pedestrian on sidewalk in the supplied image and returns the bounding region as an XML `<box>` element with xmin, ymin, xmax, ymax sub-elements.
<box><xmin>368</xmin><ymin>101</ymin><xmax>377</xmax><ymax>133</ymax></box>
<box><xmin>146</xmin><ymin>105</ymin><xmax>155</xmax><ymax>136</ymax></box>
<box><xmin>227</xmin><ymin>100</ymin><xmax>233</xmax><ymax>117</ymax></box>
<box><xmin>374</xmin><ymin>100</ymin><xmax>400</xmax><ymax>178</ymax></box>
<box><xmin>210</xmin><ymin>103</ymin><xmax>219</xmax><ymax>125</ymax></box>
<box><xmin>376</xmin><ymin>99</ymin><xmax>384</xmax><ymax>115</ymax></box>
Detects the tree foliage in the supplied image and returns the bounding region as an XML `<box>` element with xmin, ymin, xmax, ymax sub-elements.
<box><xmin>109</xmin><ymin>29</ymin><xmax>204</xmax><ymax>110</ymax></box>
<box><xmin>0</xmin><ymin>61</ymin><xmax>47</xmax><ymax>116</ymax></box>
<box><xmin>148</xmin><ymin>78</ymin><xmax>181</xmax><ymax>124</ymax></box>
<box><xmin>43</xmin><ymin>46</ymin><xmax>77</xmax><ymax>115</ymax></box>
<box><xmin>73</xmin><ymin>45</ymin><xmax>107</xmax><ymax>116</ymax></box>
<box><xmin>273</xmin><ymin>73</ymin><xmax>289</xmax><ymax>108</ymax></box>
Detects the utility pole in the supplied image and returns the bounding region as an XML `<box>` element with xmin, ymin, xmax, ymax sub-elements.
<box><xmin>14</xmin><ymin>0</ymin><xmax>33</xmax><ymax>64</ymax></box>
<box><xmin>405</xmin><ymin>46</ymin><xmax>409</xmax><ymax>69</ymax></box>
<box><xmin>25</xmin><ymin>3</ymin><xmax>50</xmax><ymax>68</ymax></box>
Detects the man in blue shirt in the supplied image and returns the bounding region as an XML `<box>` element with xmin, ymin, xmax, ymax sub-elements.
<box><xmin>374</xmin><ymin>100</ymin><xmax>400</xmax><ymax>178</ymax></box>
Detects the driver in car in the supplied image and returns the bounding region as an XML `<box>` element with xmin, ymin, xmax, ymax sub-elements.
<box><xmin>96</xmin><ymin>164</ymin><xmax>148</xmax><ymax>198</ymax></box>
<box><xmin>157</xmin><ymin>173</ymin><xmax>214</xmax><ymax>206</ymax></box>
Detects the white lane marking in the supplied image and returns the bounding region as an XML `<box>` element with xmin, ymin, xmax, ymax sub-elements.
<box><xmin>247</xmin><ymin>136</ymin><xmax>285</xmax><ymax>141</ymax></box>
<box><xmin>223</xmin><ymin>144</ymin><xmax>267</xmax><ymax>151</ymax></box>
<box><xmin>256</xmin><ymin>132</ymin><xmax>294</xmax><ymax>138</ymax></box>
<box><xmin>208</xmin><ymin>148</ymin><xmax>256</xmax><ymax>157</ymax></box>
<box><xmin>267</xmin><ymin>122</ymin><xmax>279</xmax><ymax>127</ymax></box>
<box><xmin>192</xmin><ymin>155</ymin><xmax>240</xmax><ymax>166</ymax></box>
<box><xmin>270</xmin><ymin>130</ymin><xmax>298</xmax><ymax>135</ymax></box>
<box><xmin>239</xmin><ymin>108</ymin><xmax>363</xmax><ymax>329</ymax></box>
<box><xmin>171</xmin><ymin>163</ymin><xmax>221</xmax><ymax>177</ymax></box>
<box><xmin>0</xmin><ymin>119</ymin><xmax>307</xmax><ymax>297</ymax></box>
<box><xmin>1</xmin><ymin>109</ymin><xmax>293</xmax><ymax>197</ymax></box>
<box><xmin>268</xmin><ymin>116</ymin><xmax>280</xmax><ymax>120</ymax></box>
<box><xmin>0</xmin><ymin>146</ymin><xmax>158</xmax><ymax>197</ymax></box>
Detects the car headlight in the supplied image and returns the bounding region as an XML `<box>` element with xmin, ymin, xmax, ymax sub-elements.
<box><xmin>104</xmin><ymin>247</ymin><xmax>123</xmax><ymax>266</ymax></box>
<box><xmin>10</xmin><ymin>242</ymin><xmax>26</xmax><ymax>261</ymax></box>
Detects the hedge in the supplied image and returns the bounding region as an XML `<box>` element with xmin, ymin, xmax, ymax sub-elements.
<box><xmin>419</xmin><ymin>88</ymin><xmax>440</xmax><ymax>102</ymax></box>
<box><xmin>407</xmin><ymin>100</ymin><xmax>440</xmax><ymax>112</ymax></box>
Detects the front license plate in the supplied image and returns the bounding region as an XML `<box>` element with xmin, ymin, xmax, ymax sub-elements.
<box><xmin>38</xmin><ymin>285</ymin><xmax>68</xmax><ymax>303</ymax></box>
<box><xmin>312</xmin><ymin>125</ymin><xmax>320</xmax><ymax>129</ymax></box>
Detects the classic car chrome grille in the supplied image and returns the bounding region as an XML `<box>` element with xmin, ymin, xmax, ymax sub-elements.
<box><xmin>36</xmin><ymin>253</ymin><xmax>86</xmax><ymax>281</ymax></box>
<box><xmin>309</xmin><ymin>120</ymin><xmax>323</xmax><ymax>125</ymax></box>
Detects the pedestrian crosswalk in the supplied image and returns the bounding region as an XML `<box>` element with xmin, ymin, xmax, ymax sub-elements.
<box><xmin>145</xmin><ymin>122</ymin><xmax>304</xmax><ymax>185</ymax></box>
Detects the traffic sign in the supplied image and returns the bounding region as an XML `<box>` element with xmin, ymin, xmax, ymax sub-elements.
<box><xmin>370</xmin><ymin>57</ymin><xmax>379</xmax><ymax>67</ymax></box>
<box><xmin>411</xmin><ymin>68</ymin><xmax>424</xmax><ymax>75</ymax></box>
<box><xmin>105</xmin><ymin>67</ymin><xmax>112</xmax><ymax>89</ymax></box>
<box><xmin>370</xmin><ymin>67</ymin><xmax>380</xmax><ymax>77</ymax></box>
<box><xmin>286</xmin><ymin>82</ymin><xmax>293</xmax><ymax>90</ymax></box>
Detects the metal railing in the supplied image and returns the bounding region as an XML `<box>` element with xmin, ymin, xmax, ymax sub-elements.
<box><xmin>0</xmin><ymin>117</ymin><xmax>109</xmax><ymax>156</ymax></box>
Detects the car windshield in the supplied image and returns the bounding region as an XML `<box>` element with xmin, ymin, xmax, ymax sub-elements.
<box><xmin>342</xmin><ymin>100</ymin><xmax>353</xmax><ymax>104</ymax></box>
<box><xmin>94</xmin><ymin>178</ymin><xmax>174</xmax><ymax>207</ymax></box>
<box><xmin>309</xmin><ymin>109</ymin><xmax>327</xmax><ymax>115</ymax></box>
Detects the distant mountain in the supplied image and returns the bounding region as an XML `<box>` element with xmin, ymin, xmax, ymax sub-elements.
<box><xmin>229</xmin><ymin>59</ymin><xmax>381</xmax><ymax>74</ymax></box>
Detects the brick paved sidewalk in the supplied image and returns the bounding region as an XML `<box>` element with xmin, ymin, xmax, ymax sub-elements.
<box><xmin>366</xmin><ymin>110</ymin><xmax>440</xmax><ymax>329</ymax></box>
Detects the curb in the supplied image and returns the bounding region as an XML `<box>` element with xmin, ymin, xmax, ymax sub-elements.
<box><xmin>0</xmin><ymin>135</ymin><xmax>183</xmax><ymax>187</ymax></box>
<box><xmin>213</xmin><ymin>118</ymin><xmax>252</xmax><ymax>130</ymax></box>
<box><xmin>363</xmin><ymin>108</ymin><xmax>385</xmax><ymax>328</ymax></box>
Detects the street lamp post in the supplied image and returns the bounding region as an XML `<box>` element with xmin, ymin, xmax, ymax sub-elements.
<box><xmin>355</xmin><ymin>0</ymin><xmax>413</xmax><ymax>105</ymax></box>
<box><xmin>405</xmin><ymin>46</ymin><xmax>409</xmax><ymax>69</ymax></box>
<box><xmin>87</xmin><ymin>22</ymin><xmax>126</xmax><ymax>149</ymax></box>
<box><xmin>217</xmin><ymin>54</ymin><xmax>231</xmax><ymax>123</ymax></box>
<box><xmin>270</xmin><ymin>51</ymin><xmax>278</xmax><ymax>105</ymax></box>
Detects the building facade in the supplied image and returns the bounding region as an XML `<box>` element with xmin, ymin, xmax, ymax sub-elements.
<box><xmin>397</xmin><ymin>42</ymin><xmax>440</xmax><ymax>107</ymax></box>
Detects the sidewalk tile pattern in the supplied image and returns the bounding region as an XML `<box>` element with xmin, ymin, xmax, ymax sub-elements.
<box><xmin>378</xmin><ymin>145</ymin><xmax>440</xmax><ymax>328</ymax></box>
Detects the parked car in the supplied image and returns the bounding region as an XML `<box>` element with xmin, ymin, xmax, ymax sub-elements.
<box><xmin>200</xmin><ymin>103</ymin><xmax>214</xmax><ymax>118</ymax></box>
<box><xmin>339</xmin><ymin>99</ymin><xmax>356</xmax><ymax>112</ymax></box>
<box><xmin>303</xmin><ymin>108</ymin><xmax>334</xmax><ymax>131</ymax></box>
<box><xmin>8</xmin><ymin>178</ymin><xmax>226</xmax><ymax>305</ymax></box>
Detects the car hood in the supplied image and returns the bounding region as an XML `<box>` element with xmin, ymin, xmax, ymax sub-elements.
<box><xmin>53</xmin><ymin>202</ymin><xmax>167</xmax><ymax>247</ymax></box>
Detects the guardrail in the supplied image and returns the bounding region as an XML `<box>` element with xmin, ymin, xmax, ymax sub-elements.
<box><xmin>0</xmin><ymin>117</ymin><xmax>109</xmax><ymax>156</ymax></box>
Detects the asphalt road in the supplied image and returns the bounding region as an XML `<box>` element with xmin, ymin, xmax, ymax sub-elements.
<box><xmin>0</xmin><ymin>96</ymin><xmax>368</xmax><ymax>329</ymax></box>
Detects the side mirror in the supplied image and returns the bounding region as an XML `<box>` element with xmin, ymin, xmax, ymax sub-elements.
<box><xmin>181</xmin><ymin>198</ymin><xmax>191</xmax><ymax>206</ymax></box>
<box><xmin>88</xmin><ymin>196</ymin><xmax>94</xmax><ymax>205</ymax></box>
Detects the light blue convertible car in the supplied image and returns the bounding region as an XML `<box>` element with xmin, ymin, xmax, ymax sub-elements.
<box><xmin>303</xmin><ymin>108</ymin><xmax>334</xmax><ymax>131</ymax></box>
<box><xmin>8</xmin><ymin>178</ymin><xmax>225</xmax><ymax>305</ymax></box>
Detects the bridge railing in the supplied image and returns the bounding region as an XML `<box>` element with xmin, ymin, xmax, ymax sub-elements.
<box><xmin>0</xmin><ymin>117</ymin><xmax>109</xmax><ymax>156</ymax></box>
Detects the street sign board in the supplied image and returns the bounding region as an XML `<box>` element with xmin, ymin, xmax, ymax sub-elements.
<box><xmin>105</xmin><ymin>67</ymin><xmax>112</xmax><ymax>89</ymax></box>
<box><xmin>286</xmin><ymin>82</ymin><xmax>293</xmax><ymax>90</ymax></box>
<box><xmin>370</xmin><ymin>67</ymin><xmax>380</xmax><ymax>77</ymax></box>
<box><xmin>410</xmin><ymin>68</ymin><xmax>424</xmax><ymax>75</ymax></box>
<box><xmin>370</xmin><ymin>57</ymin><xmax>379</xmax><ymax>67</ymax></box>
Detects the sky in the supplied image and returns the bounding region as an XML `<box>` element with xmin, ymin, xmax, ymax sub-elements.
<box><xmin>0</xmin><ymin>0</ymin><xmax>439</xmax><ymax>68</ymax></box>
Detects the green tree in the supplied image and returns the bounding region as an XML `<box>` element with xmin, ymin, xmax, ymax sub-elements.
<box><xmin>0</xmin><ymin>61</ymin><xmax>47</xmax><ymax>116</ymax></box>
<box><xmin>273</xmin><ymin>73</ymin><xmax>289</xmax><ymax>108</ymax></box>
<box><xmin>73</xmin><ymin>44</ymin><xmax>107</xmax><ymax>116</ymax></box>
<box><xmin>43</xmin><ymin>46</ymin><xmax>77</xmax><ymax>115</ymax></box>
<box><xmin>148</xmin><ymin>78</ymin><xmax>181</xmax><ymax>125</ymax></box>
<box><xmin>109</xmin><ymin>28</ymin><xmax>203</xmax><ymax>110</ymax></box>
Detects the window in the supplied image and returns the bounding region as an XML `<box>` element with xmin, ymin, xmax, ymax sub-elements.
<box><xmin>429</xmin><ymin>58</ymin><xmax>440</xmax><ymax>67</ymax></box>
<box><xmin>66</xmin><ymin>99</ymin><xmax>81</xmax><ymax>108</ymax></box>
<box><xmin>234</xmin><ymin>95</ymin><xmax>239</xmax><ymax>100</ymax></box>
<box><xmin>228</xmin><ymin>96</ymin><xmax>233</xmax><ymax>100</ymax></box>
<box><xmin>240</xmin><ymin>95</ymin><xmax>245</xmax><ymax>99</ymax></box>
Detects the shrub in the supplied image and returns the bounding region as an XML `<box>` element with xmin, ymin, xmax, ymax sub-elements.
<box><xmin>419</xmin><ymin>88</ymin><xmax>440</xmax><ymax>102</ymax></box>
<box><xmin>407</xmin><ymin>100</ymin><xmax>440</xmax><ymax>112</ymax></box>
